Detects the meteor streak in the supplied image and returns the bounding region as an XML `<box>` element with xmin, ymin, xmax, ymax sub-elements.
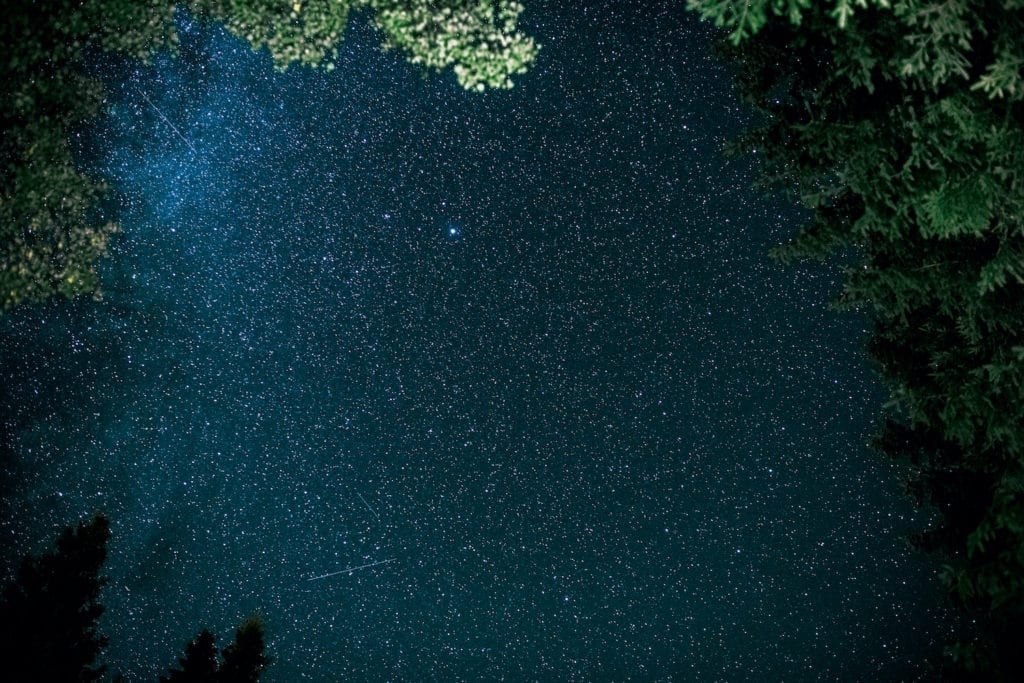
<box><xmin>306</xmin><ymin>558</ymin><xmax>395</xmax><ymax>581</ymax></box>
<box><xmin>356</xmin><ymin>492</ymin><xmax>380</xmax><ymax>520</ymax></box>
<box><xmin>135</xmin><ymin>85</ymin><xmax>199</xmax><ymax>154</ymax></box>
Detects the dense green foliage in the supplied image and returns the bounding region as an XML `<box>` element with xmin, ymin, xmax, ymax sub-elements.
<box><xmin>0</xmin><ymin>0</ymin><xmax>537</xmax><ymax>311</ymax></box>
<box><xmin>686</xmin><ymin>0</ymin><xmax>1023</xmax><ymax>675</ymax></box>
<box><xmin>1</xmin><ymin>2</ymin><xmax>122</xmax><ymax>309</ymax></box>
<box><xmin>369</xmin><ymin>0</ymin><xmax>536</xmax><ymax>90</ymax></box>
<box><xmin>188</xmin><ymin>0</ymin><xmax>536</xmax><ymax>89</ymax></box>
<box><xmin>0</xmin><ymin>514</ymin><xmax>110</xmax><ymax>681</ymax></box>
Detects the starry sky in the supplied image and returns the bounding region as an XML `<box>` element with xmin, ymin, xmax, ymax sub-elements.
<box><xmin>0</xmin><ymin>1</ymin><xmax>957</xmax><ymax>680</ymax></box>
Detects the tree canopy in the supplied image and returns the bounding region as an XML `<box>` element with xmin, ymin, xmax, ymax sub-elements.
<box><xmin>685</xmin><ymin>0</ymin><xmax>1023</xmax><ymax>675</ymax></box>
<box><xmin>0</xmin><ymin>0</ymin><xmax>538</xmax><ymax>310</ymax></box>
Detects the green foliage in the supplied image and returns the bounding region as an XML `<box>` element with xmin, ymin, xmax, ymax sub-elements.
<box><xmin>972</xmin><ymin>41</ymin><xmax>1024</xmax><ymax>100</ymax></box>
<box><xmin>690</xmin><ymin>0</ymin><xmax>1024</xmax><ymax>96</ymax></box>
<box><xmin>686</xmin><ymin>0</ymin><xmax>893</xmax><ymax>43</ymax></box>
<box><xmin>370</xmin><ymin>0</ymin><xmax>538</xmax><ymax>90</ymax></box>
<box><xmin>1</xmin><ymin>1</ymin><xmax>538</xmax><ymax>312</ymax></box>
<box><xmin>189</xmin><ymin>0</ymin><xmax>355</xmax><ymax>69</ymax></box>
<box><xmin>0</xmin><ymin>514</ymin><xmax>111</xmax><ymax>682</ymax></box>
<box><xmin>690</xmin><ymin>0</ymin><xmax>1024</xmax><ymax>676</ymax></box>
<box><xmin>1</xmin><ymin>0</ymin><xmax>176</xmax><ymax>313</ymax></box>
<box><xmin>0</xmin><ymin>126</ymin><xmax>119</xmax><ymax>309</ymax></box>
<box><xmin>1</xmin><ymin>1</ymin><xmax>120</xmax><ymax>310</ymax></box>
<box><xmin>186</xmin><ymin>0</ymin><xmax>539</xmax><ymax>86</ymax></box>
<box><xmin>893</xmin><ymin>0</ymin><xmax>977</xmax><ymax>86</ymax></box>
<box><xmin>84</xmin><ymin>0</ymin><xmax>180</xmax><ymax>59</ymax></box>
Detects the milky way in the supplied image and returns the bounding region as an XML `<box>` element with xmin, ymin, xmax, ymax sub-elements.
<box><xmin>0</xmin><ymin>1</ymin><xmax>955</xmax><ymax>680</ymax></box>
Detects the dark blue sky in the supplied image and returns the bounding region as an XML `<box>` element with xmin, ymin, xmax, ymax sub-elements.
<box><xmin>1</xmin><ymin>1</ymin><xmax>955</xmax><ymax>680</ymax></box>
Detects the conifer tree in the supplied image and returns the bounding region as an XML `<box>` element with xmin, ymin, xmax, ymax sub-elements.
<box><xmin>218</xmin><ymin>616</ymin><xmax>270</xmax><ymax>683</ymax></box>
<box><xmin>0</xmin><ymin>514</ymin><xmax>111</xmax><ymax>682</ymax></box>
<box><xmin>160</xmin><ymin>630</ymin><xmax>219</xmax><ymax>683</ymax></box>
<box><xmin>162</xmin><ymin>617</ymin><xmax>270</xmax><ymax>683</ymax></box>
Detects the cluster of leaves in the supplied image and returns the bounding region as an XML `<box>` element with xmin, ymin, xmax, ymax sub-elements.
<box><xmin>188</xmin><ymin>0</ymin><xmax>539</xmax><ymax>88</ymax></box>
<box><xmin>3</xmin><ymin>2</ymin><xmax>114</xmax><ymax>310</ymax></box>
<box><xmin>0</xmin><ymin>514</ymin><xmax>269</xmax><ymax>681</ymax></box>
<box><xmin>687</xmin><ymin>0</ymin><xmax>895</xmax><ymax>42</ymax></box>
<box><xmin>1</xmin><ymin>1</ymin><xmax>538</xmax><ymax>312</ymax></box>
<box><xmin>687</xmin><ymin>0</ymin><xmax>1023</xmax><ymax>675</ymax></box>
<box><xmin>370</xmin><ymin>0</ymin><xmax>538</xmax><ymax>91</ymax></box>
<box><xmin>188</xmin><ymin>0</ymin><xmax>355</xmax><ymax>69</ymax></box>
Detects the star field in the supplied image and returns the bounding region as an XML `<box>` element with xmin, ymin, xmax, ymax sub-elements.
<box><xmin>0</xmin><ymin>1</ymin><xmax>956</xmax><ymax>680</ymax></box>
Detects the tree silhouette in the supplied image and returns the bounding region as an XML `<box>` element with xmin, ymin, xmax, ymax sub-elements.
<box><xmin>0</xmin><ymin>513</ymin><xmax>110</xmax><ymax>682</ymax></box>
<box><xmin>0</xmin><ymin>514</ymin><xmax>273</xmax><ymax>680</ymax></box>
<box><xmin>162</xmin><ymin>616</ymin><xmax>270</xmax><ymax>683</ymax></box>
<box><xmin>160</xmin><ymin>630</ymin><xmax>219</xmax><ymax>683</ymax></box>
<box><xmin>219</xmin><ymin>616</ymin><xmax>270</xmax><ymax>683</ymax></box>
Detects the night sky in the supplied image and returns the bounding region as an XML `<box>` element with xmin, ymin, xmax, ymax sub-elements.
<box><xmin>1</xmin><ymin>1</ymin><xmax>957</xmax><ymax>680</ymax></box>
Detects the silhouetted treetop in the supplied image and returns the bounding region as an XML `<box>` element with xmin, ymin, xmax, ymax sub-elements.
<box><xmin>161</xmin><ymin>629</ymin><xmax>219</xmax><ymax>683</ymax></box>
<box><xmin>0</xmin><ymin>513</ymin><xmax>110</xmax><ymax>682</ymax></box>
<box><xmin>162</xmin><ymin>616</ymin><xmax>270</xmax><ymax>683</ymax></box>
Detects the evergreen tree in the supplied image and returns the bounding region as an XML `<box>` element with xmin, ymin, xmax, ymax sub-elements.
<box><xmin>0</xmin><ymin>514</ymin><xmax>110</xmax><ymax>682</ymax></box>
<box><xmin>1</xmin><ymin>515</ymin><xmax>274</xmax><ymax>679</ymax></box>
<box><xmin>161</xmin><ymin>630</ymin><xmax>219</xmax><ymax>683</ymax></box>
<box><xmin>162</xmin><ymin>617</ymin><xmax>270</xmax><ymax>683</ymax></box>
<box><xmin>218</xmin><ymin>616</ymin><xmax>270</xmax><ymax>683</ymax></box>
